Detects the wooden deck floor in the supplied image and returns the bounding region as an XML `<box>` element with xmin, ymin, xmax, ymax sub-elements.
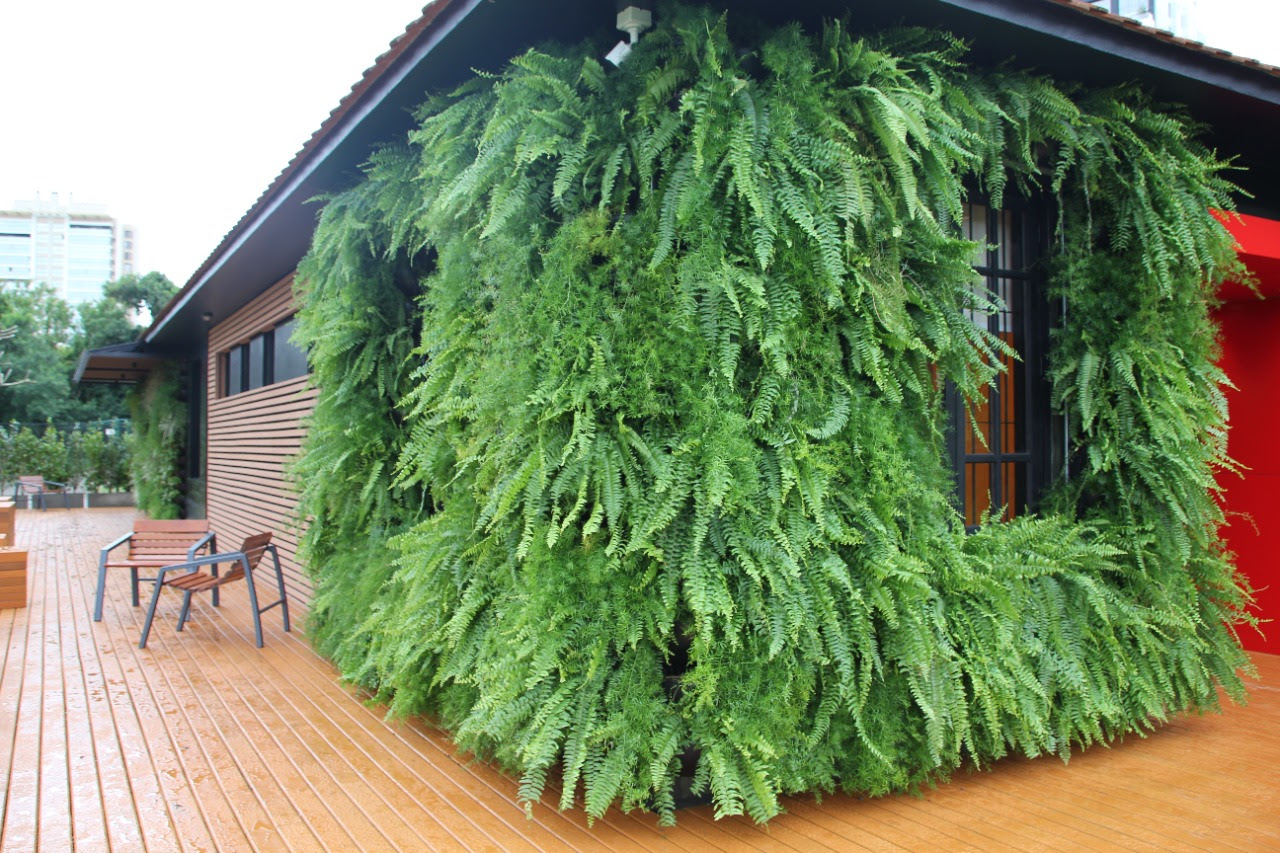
<box><xmin>1</xmin><ymin>507</ymin><xmax>1277</xmax><ymax>852</ymax></box>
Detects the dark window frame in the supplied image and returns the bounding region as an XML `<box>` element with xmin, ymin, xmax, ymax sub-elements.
<box><xmin>217</xmin><ymin>314</ymin><xmax>309</xmax><ymax>398</ymax></box>
<box><xmin>948</xmin><ymin>199</ymin><xmax>1061</xmax><ymax>529</ymax></box>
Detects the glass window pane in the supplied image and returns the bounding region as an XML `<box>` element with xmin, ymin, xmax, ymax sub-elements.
<box><xmin>226</xmin><ymin>347</ymin><xmax>243</xmax><ymax>396</ymax></box>
<box><xmin>248</xmin><ymin>334</ymin><xmax>266</xmax><ymax>391</ymax></box>
<box><xmin>965</xmin><ymin>203</ymin><xmax>988</xmax><ymax>266</ymax></box>
<box><xmin>965</xmin><ymin>463</ymin><xmax>994</xmax><ymax>527</ymax></box>
<box><xmin>273</xmin><ymin>317</ymin><xmax>309</xmax><ymax>383</ymax></box>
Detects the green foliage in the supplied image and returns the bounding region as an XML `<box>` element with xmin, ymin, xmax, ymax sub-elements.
<box><xmin>81</xmin><ymin>427</ymin><xmax>132</xmax><ymax>492</ymax></box>
<box><xmin>0</xmin><ymin>273</ymin><xmax>171</xmax><ymax>423</ymax></box>
<box><xmin>0</xmin><ymin>420</ymin><xmax>129</xmax><ymax>493</ymax></box>
<box><xmin>103</xmin><ymin>272</ymin><xmax>178</xmax><ymax>320</ymax></box>
<box><xmin>1</xmin><ymin>423</ymin><xmax>68</xmax><ymax>483</ymax></box>
<box><xmin>292</xmin><ymin>8</ymin><xmax>1253</xmax><ymax>824</ymax></box>
<box><xmin>127</xmin><ymin>364</ymin><xmax>185</xmax><ymax>518</ymax></box>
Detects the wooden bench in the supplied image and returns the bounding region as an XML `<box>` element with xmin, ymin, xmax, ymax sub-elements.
<box><xmin>95</xmin><ymin>520</ymin><xmax>216</xmax><ymax>622</ymax></box>
<box><xmin>15</xmin><ymin>475</ymin><xmax>69</xmax><ymax>511</ymax></box>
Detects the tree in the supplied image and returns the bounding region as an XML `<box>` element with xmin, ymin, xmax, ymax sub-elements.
<box><xmin>0</xmin><ymin>282</ymin><xmax>76</xmax><ymax>422</ymax></box>
<box><xmin>0</xmin><ymin>325</ymin><xmax>32</xmax><ymax>388</ymax></box>
<box><xmin>0</xmin><ymin>271</ymin><xmax>177</xmax><ymax>424</ymax></box>
<box><xmin>104</xmin><ymin>272</ymin><xmax>177</xmax><ymax>321</ymax></box>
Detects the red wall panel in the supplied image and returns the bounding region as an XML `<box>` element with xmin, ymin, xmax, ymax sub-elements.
<box><xmin>1215</xmin><ymin>212</ymin><xmax>1280</xmax><ymax>654</ymax></box>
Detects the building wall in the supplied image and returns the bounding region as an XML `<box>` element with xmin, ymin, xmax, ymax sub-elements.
<box><xmin>1214</xmin><ymin>212</ymin><xmax>1280</xmax><ymax>656</ymax></box>
<box><xmin>205</xmin><ymin>274</ymin><xmax>317</xmax><ymax>609</ymax></box>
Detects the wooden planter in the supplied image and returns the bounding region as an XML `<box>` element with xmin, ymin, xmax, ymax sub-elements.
<box><xmin>0</xmin><ymin>501</ymin><xmax>14</xmax><ymax>545</ymax></box>
<box><xmin>0</xmin><ymin>548</ymin><xmax>26</xmax><ymax>610</ymax></box>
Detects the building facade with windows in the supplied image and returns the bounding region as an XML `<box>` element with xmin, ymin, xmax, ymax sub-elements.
<box><xmin>0</xmin><ymin>195</ymin><xmax>136</xmax><ymax>304</ymax></box>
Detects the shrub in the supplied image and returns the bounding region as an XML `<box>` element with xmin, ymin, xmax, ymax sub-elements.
<box><xmin>128</xmin><ymin>365</ymin><xmax>185</xmax><ymax>518</ymax></box>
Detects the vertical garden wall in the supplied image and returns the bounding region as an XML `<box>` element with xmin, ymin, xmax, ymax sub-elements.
<box><xmin>128</xmin><ymin>363</ymin><xmax>186</xmax><ymax>519</ymax></box>
<box><xmin>291</xmin><ymin>7</ymin><xmax>1254</xmax><ymax>824</ymax></box>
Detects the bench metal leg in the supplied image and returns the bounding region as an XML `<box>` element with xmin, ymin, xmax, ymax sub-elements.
<box><xmin>177</xmin><ymin>590</ymin><xmax>196</xmax><ymax>632</ymax></box>
<box><xmin>139</xmin><ymin>578</ymin><xmax>165</xmax><ymax>649</ymax></box>
<box><xmin>93</xmin><ymin>554</ymin><xmax>108</xmax><ymax>622</ymax></box>
<box><xmin>270</xmin><ymin>545</ymin><xmax>290</xmax><ymax>634</ymax></box>
<box><xmin>243</xmin><ymin>557</ymin><xmax>264</xmax><ymax>648</ymax></box>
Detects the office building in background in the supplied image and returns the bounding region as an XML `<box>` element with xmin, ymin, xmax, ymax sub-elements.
<box><xmin>0</xmin><ymin>194</ymin><xmax>137</xmax><ymax>304</ymax></box>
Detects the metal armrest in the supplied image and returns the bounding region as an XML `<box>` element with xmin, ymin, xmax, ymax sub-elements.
<box><xmin>99</xmin><ymin>531</ymin><xmax>133</xmax><ymax>558</ymax></box>
<box><xmin>44</xmin><ymin>480</ymin><xmax>66</xmax><ymax>490</ymax></box>
<box><xmin>186</xmin><ymin>531</ymin><xmax>217</xmax><ymax>561</ymax></box>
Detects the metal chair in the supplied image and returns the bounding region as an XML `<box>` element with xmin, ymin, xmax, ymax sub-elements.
<box><xmin>139</xmin><ymin>532</ymin><xmax>290</xmax><ymax>649</ymax></box>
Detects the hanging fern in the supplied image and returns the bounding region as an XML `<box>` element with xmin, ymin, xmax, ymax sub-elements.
<box><xmin>291</xmin><ymin>5</ymin><xmax>1255</xmax><ymax>825</ymax></box>
<box><xmin>127</xmin><ymin>363</ymin><xmax>185</xmax><ymax>519</ymax></box>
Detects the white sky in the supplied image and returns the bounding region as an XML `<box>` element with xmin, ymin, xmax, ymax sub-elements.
<box><xmin>2</xmin><ymin>0</ymin><xmax>1278</xmax><ymax>289</ymax></box>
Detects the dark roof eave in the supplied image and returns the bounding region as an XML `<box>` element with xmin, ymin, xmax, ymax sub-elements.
<box><xmin>73</xmin><ymin>342</ymin><xmax>167</xmax><ymax>384</ymax></box>
<box><xmin>946</xmin><ymin>0</ymin><xmax>1280</xmax><ymax>105</ymax></box>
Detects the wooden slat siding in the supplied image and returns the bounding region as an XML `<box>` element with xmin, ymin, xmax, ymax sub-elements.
<box><xmin>205</xmin><ymin>274</ymin><xmax>317</xmax><ymax>611</ymax></box>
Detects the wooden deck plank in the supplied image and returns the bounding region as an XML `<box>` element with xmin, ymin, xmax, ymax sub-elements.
<box><xmin>5</xmin><ymin>507</ymin><xmax>1280</xmax><ymax>852</ymax></box>
<box><xmin>88</xmin><ymin>529</ymin><xmax>232</xmax><ymax>852</ymax></box>
<box><xmin>0</xmin><ymin>606</ymin><xmax>23</xmax><ymax>850</ymax></box>
<box><xmin>3</xmin><ymin>533</ymin><xmax>41</xmax><ymax>852</ymax></box>
<box><xmin>53</xmin><ymin>532</ymin><xmax>111</xmax><ymax>853</ymax></box>
<box><xmin>151</xmin><ymin>618</ymin><xmax>422</xmax><ymax>851</ymax></box>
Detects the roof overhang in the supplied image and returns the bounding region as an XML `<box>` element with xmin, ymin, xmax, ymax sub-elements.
<box><xmin>74</xmin><ymin>341</ymin><xmax>168</xmax><ymax>384</ymax></box>
<box><xmin>143</xmin><ymin>0</ymin><xmax>1280</xmax><ymax>354</ymax></box>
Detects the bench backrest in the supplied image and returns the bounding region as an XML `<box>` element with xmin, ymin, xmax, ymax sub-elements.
<box><xmin>17</xmin><ymin>476</ymin><xmax>47</xmax><ymax>495</ymax></box>
<box><xmin>129</xmin><ymin>519</ymin><xmax>211</xmax><ymax>559</ymax></box>
<box><xmin>220</xmin><ymin>532</ymin><xmax>274</xmax><ymax>585</ymax></box>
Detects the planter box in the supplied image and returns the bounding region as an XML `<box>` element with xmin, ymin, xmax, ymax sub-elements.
<box><xmin>0</xmin><ymin>549</ymin><xmax>26</xmax><ymax>609</ymax></box>
<box><xmin>74</xmin><ymin>492</ymin><xmax>135</xmax><ymax>508</ymax></box>
<box><xmin>17</xmin><ymin>492</ymin><xmax>136</xmax><ymax>509</ymax></box>
<box><xmin>0</xmin><ymin>502</ymin><xmax>13</xmax><ymax>546</ymax></box>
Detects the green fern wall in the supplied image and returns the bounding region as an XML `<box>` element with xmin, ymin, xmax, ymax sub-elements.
<box><xmin>128</xmin><ymin>362</ymin><xmax>185</xmax><ymax>520</ymax></box>
<box><xmin>290</xmin><ymin>8</ymin><xmax>1254</xmax><ymax>824</ymax></box>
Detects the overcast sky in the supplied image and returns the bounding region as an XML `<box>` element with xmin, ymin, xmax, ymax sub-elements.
<box><xmin>2</xmin><ymin>0</ymin><xmax>1278</xmax><ymax>290</ymax></box>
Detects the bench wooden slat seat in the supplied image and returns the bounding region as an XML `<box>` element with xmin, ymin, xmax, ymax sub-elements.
<box><xmin>139</xmin><ymin>532</ymin><xmax>290</xmax><ymax>649</ymax></box>
<box><xmin>95</xmin><ymin>520</ymin><xmax>216</xmax><ymax>622</ymax></box>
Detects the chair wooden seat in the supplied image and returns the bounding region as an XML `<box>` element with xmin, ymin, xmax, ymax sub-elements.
<box><xmin>163</xmin><ymin>571</ymin><xmax>234</xmax><ymax>593</ymax></box>
<box><xmin>139</xmin><ymin>532</ymin><xmax>290</xmax><ymax>649</ymax></box>
<box><xmin>95</xmin><ymin>520</ymin><xmax>215</xmax><ymax>621</ymax></box>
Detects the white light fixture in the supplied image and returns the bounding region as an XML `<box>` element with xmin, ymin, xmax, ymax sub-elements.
<box><xmin>606</xmin><ymin>5</ymin><xmax>652</xmax><ymax>67</ymax></box>
<box><xmin>606</xmin><ymin>40</ymin><xmax>632</xmax><ymax>66</ymax></box>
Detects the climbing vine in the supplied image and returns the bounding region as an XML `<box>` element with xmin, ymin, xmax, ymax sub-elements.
<box><xmin>292</xmin><ymin>7</ymin><xmax>1254</xmax><ymax>824</ymax></box>
<box><xmin>128</xmin><ymin>363</ymin><xmax>186</xmax><ymax>519</ymax></box>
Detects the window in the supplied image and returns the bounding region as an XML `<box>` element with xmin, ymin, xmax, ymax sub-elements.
<box><xmin>272</xmin><ymin>317</ymin><xmax>308</xmax><ymax>383</ymax></box>
<box><xmin>949</xmin><ymin>201</ymin><xmax>1059</xmax><ymax>527</ymax></box>
<box><xmin>225</xmin><ymin>345</ymin><xmax>246</xmax><ymax>396</ymax></box>
<box><xmin>247</xmin><ymin>333</ymin><xmax>268</xmax><ymax>391</ymax></box>
<box><xmin>219</xmin><ymin>315</ymin><xmax>309</xmax><ymax>397</ymax></box>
